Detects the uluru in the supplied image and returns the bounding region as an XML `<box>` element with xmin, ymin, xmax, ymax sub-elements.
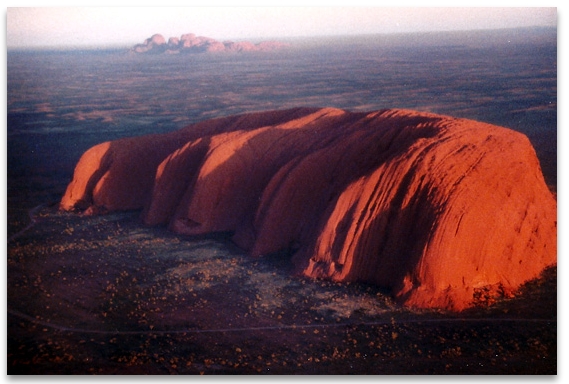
<box><xmin>60</xmin><ymin>107</ymin><xmax>557</xmax><ymax>311</ymax></box>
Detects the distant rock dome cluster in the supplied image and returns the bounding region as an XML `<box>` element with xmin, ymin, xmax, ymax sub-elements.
<box><xmin>60</xmin><ymin>108</ymin><xmax>557</xmax><ymax>311</ymax></box>
<box><xmin>131</xmin><ymin>33</ymin><xmax>289</xmax><ymax>54</ymax></box>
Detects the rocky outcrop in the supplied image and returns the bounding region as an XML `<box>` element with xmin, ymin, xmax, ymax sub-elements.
<box><xmin>60</xmin><ymin>108</ymin><xmax>557</xmax><ymax>311</ymax></box>
<box><xmin>131</xmin><ymin>33</ymin><xmax>289</xmax><ymax>54</ymax></box>
<box><xmin>131</xmin><ymin>34</ymin><xmax>169</xmax><ymax>54</ymax></box>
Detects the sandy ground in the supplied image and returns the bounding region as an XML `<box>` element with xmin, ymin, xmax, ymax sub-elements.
<box><xmin>7</xmin><ymin>206</ymin><xmax>556</xmax><ymax>374</ymax></box>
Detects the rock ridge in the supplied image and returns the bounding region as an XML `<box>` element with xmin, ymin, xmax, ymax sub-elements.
<box><xmin>131</xmin><ymin>33</ymin><xmax>289</xmax><ymax>54</ymax></box>
<box><xmin>60</xmin><ymin>107</ymin><xmax>557</xmax><ymax>311</ymax></box>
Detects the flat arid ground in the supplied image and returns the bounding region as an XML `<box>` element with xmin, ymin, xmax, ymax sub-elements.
<box><xmin>7</xmin><ymin>205</ymin><xmax>556</xmax><ymax>374</ymax></box>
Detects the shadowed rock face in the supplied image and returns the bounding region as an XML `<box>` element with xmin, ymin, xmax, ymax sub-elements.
<box><xmin>60</xmin><ymin>108</ymin><xmax>557</xmax><ymax>311</ymax></box>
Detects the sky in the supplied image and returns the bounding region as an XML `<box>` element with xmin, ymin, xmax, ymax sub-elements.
<box><xmin>5</xmin><ymin>3</ymin><xmax>558</xmax><ymax>49</ymax></box>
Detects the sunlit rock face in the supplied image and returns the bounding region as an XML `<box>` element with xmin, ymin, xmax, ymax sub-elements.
<box><xmin>60</xmin><ymin>107</ymin><xmax>557</xmax><ymax>311</ymax></box>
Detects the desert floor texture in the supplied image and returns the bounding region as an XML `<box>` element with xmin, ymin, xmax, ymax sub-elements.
<box><xmin>7</xmin><ymin>205</ymin><xmax>556</xmax><ymax>375</ymax></box>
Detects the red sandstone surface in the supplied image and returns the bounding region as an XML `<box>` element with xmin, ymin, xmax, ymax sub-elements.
<box><xmin>60</xmin><ymin>108</ymin><xmax>557</xmax><ymax>311</ymax></box>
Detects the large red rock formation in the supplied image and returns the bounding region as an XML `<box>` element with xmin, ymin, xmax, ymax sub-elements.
<box><xmin>60</xmin><ymin>108</ymin><xmax>557</xmax><ymax>311</ymax></box>
<box><xmin>131</xmin><ymin>33</ymin><xmax>289</xmax><ymax>54</ymax></box>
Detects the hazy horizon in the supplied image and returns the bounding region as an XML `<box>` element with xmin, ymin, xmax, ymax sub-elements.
<box><xmin>5</xmin><ymin>25</ymin><xmax>558</xmax><ymax>52</ymax></box>
<box><xmin>6</xmin><ymin>7</ymin><xmax>557</xmax><ymax>49</ymax></box>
